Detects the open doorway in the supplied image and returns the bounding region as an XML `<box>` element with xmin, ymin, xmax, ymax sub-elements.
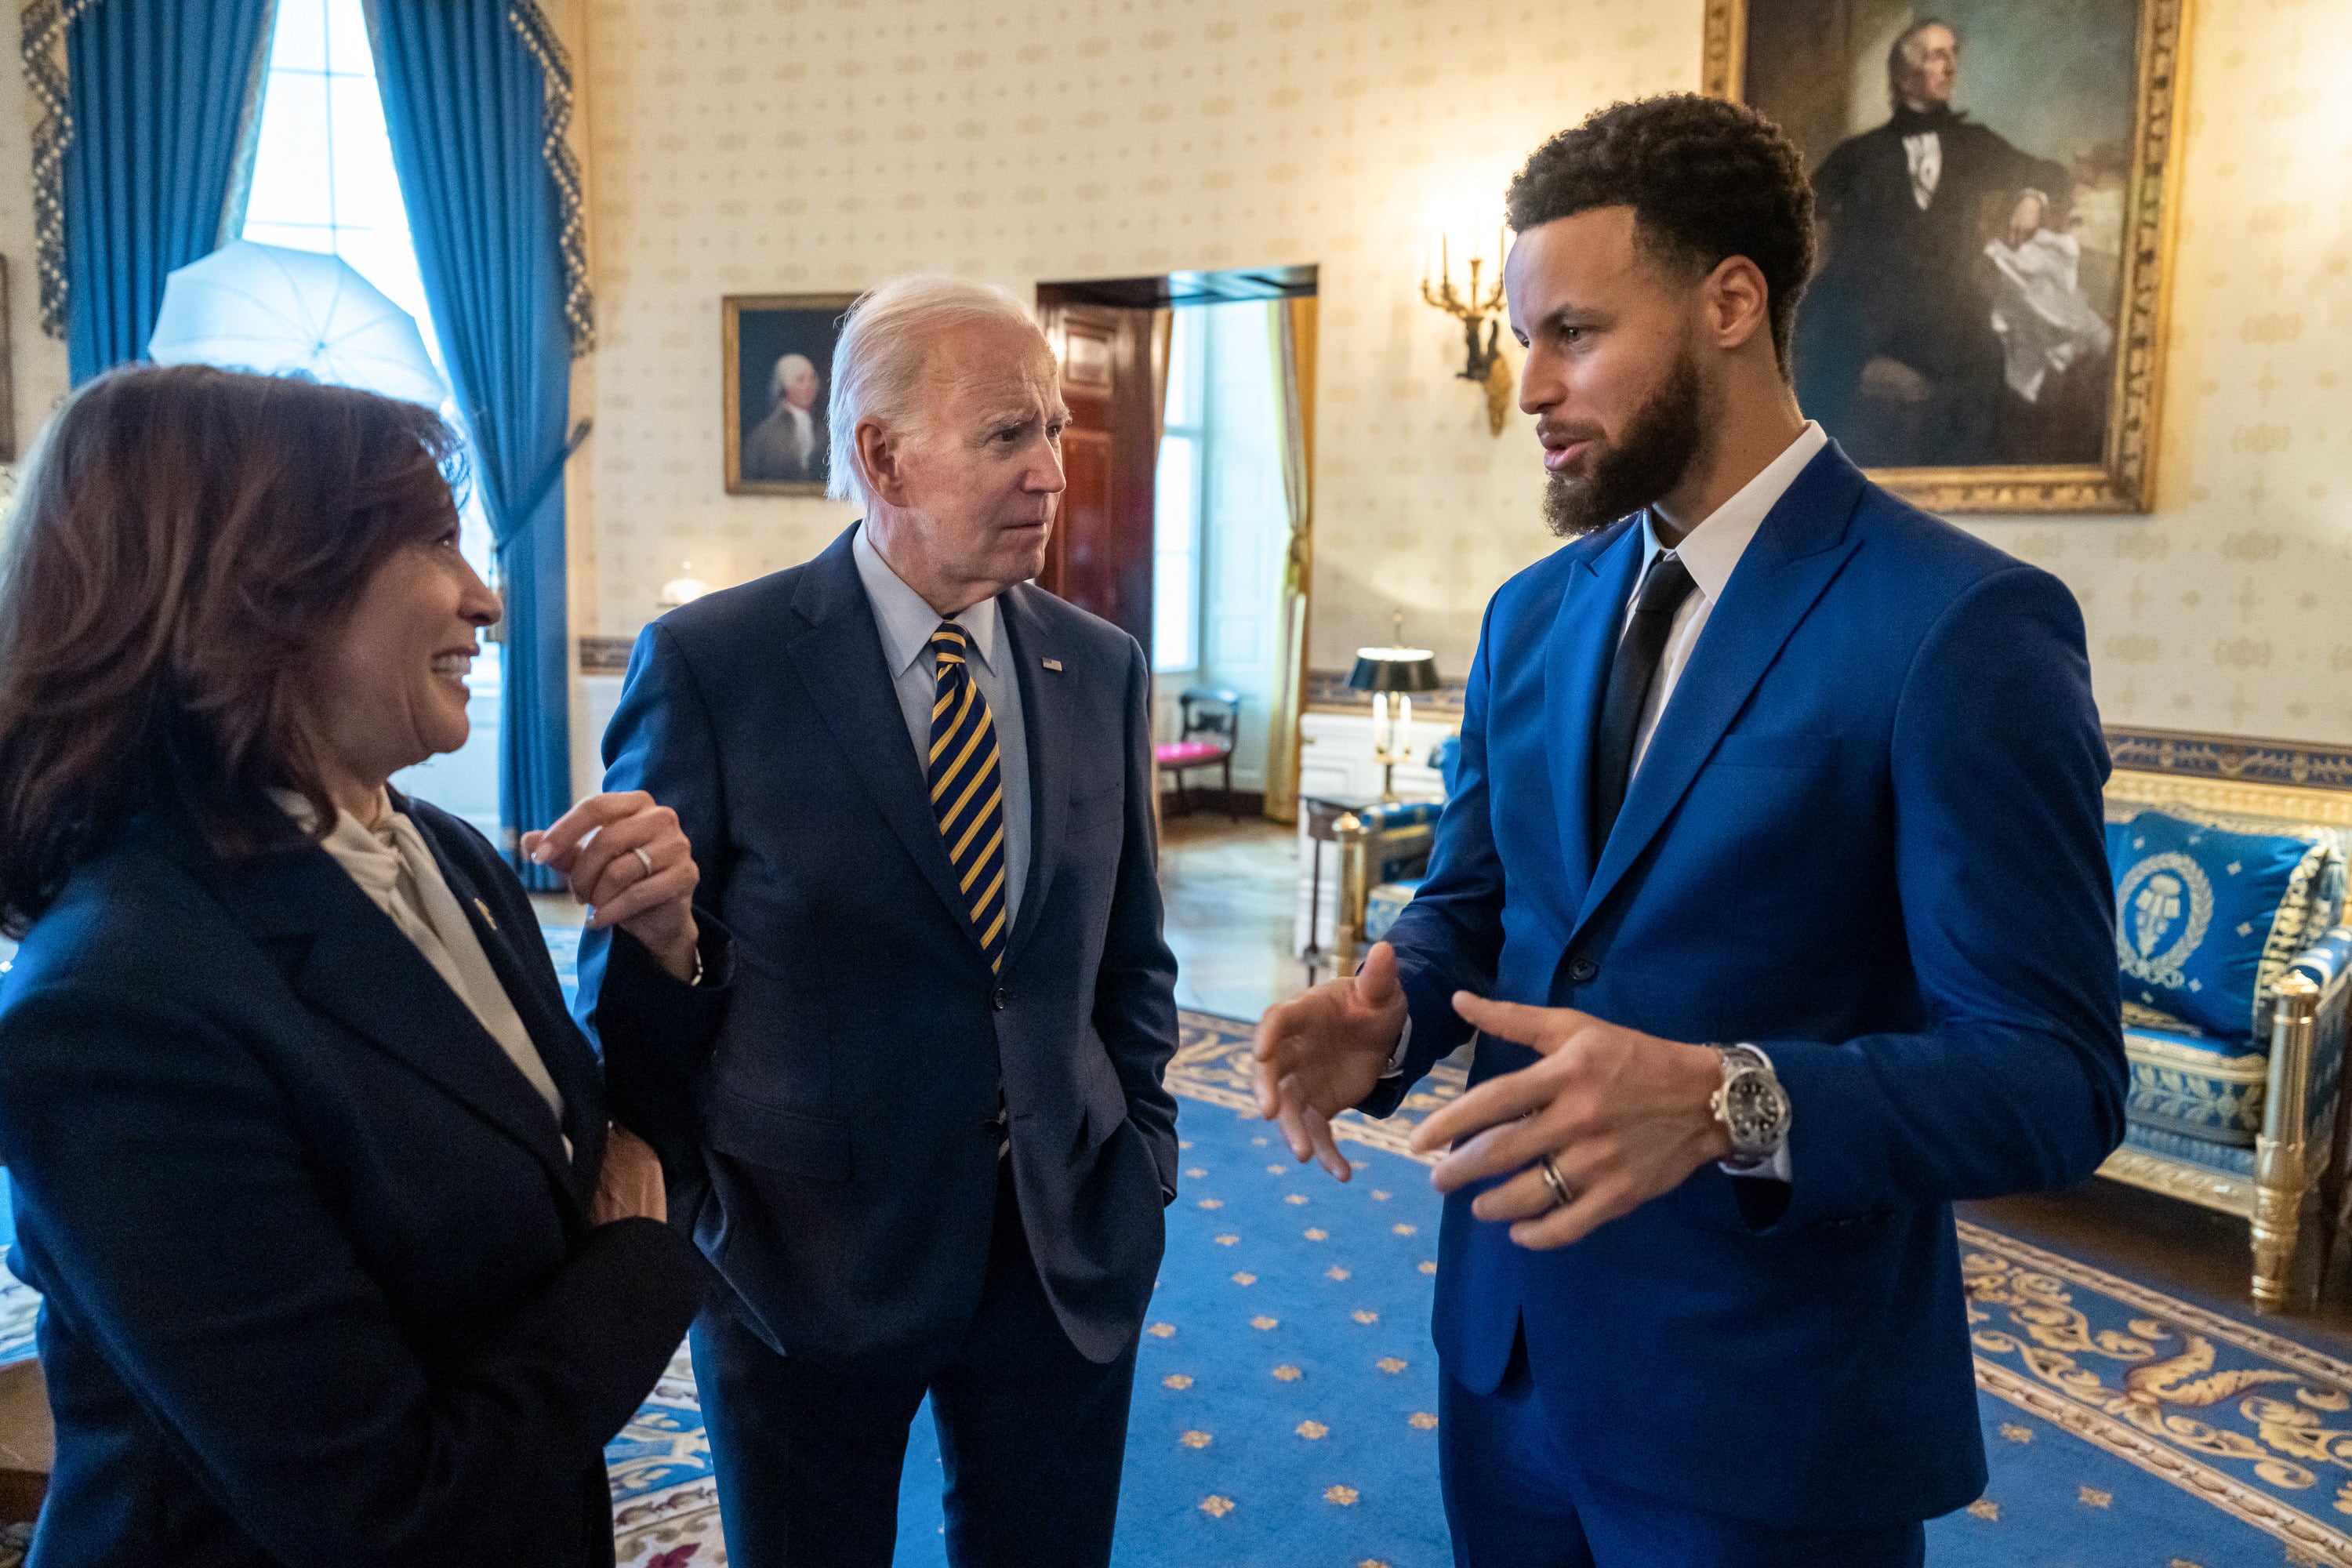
<box><xmin>1035</xmin><ymin>266</ymin><xmax>1317</xmax><ymax>822</ymax></box>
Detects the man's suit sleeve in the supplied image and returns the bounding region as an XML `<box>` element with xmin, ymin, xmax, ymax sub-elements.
<box><xmin>1359</xmin><ymin>596</ymin><xmax>1508</xmax><ymax>1117</ymax></box>
<box><xmin>574</xmin><ymin>620</ymin><xmax>733</xmax><ymax>1199</ymax></box>
<box><xmin>1760</xmin><ymin>565</ymin><xmax>2125</xmax><ymax>1229</ymax></box>
<box><xmin>1094</xmin><ymin>635</ymin><xmax>1181</xmax><ymax>1198</ymax></box>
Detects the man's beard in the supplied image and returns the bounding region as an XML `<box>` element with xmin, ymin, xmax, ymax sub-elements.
<box><xmin>1541</xmin><ymin>352</ymin><xmax>1704</xmax><ymax>539</ymax></box>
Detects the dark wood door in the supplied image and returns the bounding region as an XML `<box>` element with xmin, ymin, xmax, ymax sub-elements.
<box><xmin>1036</xmin><ymin>297</ymin><xmax>1156</xmax><ymax>653</ymax></box>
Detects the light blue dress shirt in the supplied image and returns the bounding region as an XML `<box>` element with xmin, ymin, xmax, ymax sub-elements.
<box><xmin>851</xmin><ymin>524</ymin><xmax>1031</xmax><ymax>924</ymax></box>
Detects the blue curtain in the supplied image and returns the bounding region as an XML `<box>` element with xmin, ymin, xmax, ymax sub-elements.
<box><xmin>365</xmin><ymin>0</ymin><xmax>575</xmax><ymax>886</ymax></box>
<box><xmin>61</xmin><ymin>0</ymin><xmax>273</xmax><ymax>383</ymax></box>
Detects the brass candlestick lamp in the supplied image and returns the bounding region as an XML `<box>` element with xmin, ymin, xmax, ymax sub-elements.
<box><xmin>1421</xmin><ymin>227</ymin><xmax>1514</xmax><ymax>436</ymax></box>
<box><xmin>1348</xmin><ymin>613</ymin><xmax>1442</xmax><ymax>804</ymax></box>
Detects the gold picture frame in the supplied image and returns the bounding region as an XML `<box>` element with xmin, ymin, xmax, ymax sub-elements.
<box><xmin>1704</xmin><ymin>0</ymin><xmax>2192</xmax><ymax>514</ymax></box>
<box><xmin>722</xmin><ymin>292</ymin><xmax>858</xmax><ymax>496</ymax></box>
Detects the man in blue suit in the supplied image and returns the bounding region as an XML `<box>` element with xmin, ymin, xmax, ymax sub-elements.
<box><xmin>576</xmin><ymin>276</ymin><xmax>1179</xmax><ymax>1568</ymax></box>
<box><xmin>1254</xmin><ymin>96</ymin><xmax>2124</xmax><ymax>1565</ymax></box>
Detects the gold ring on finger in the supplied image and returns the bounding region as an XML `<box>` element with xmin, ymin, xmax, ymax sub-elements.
<box><xmin>632</xmin><ymin>847</ymin><xmax>655</xmax><ymax>877</ymax></box>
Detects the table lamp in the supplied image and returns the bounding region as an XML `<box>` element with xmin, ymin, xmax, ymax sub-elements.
<box><xmin>1348</xmin><ymin>616</ymin><xmax>1441</xmax><ymax>803</ymax></box>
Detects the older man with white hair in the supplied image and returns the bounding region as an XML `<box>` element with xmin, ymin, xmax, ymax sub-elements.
<box><xmin>576</xmin><ymin>275</ymin><xmax>1178</xmax><ymax>1567</ymax></box>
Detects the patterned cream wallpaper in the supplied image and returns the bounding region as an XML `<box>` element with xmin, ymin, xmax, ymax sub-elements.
<box><xmin>561</xmin><ymin>1</ymin><xmax>2352</xmax><ymax>740</ymax></box>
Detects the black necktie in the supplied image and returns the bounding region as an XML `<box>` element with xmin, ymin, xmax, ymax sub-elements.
<box><xmin>1592</xmin><ymin>550</ymin><xmax>1697</xmax><ymax>847</ymax></box>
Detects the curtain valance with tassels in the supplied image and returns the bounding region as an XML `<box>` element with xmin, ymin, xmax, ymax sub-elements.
<box><xmin>20</xmin><ymin>0</ymin><xmax>594</xmax><ymax>367</ymax></box>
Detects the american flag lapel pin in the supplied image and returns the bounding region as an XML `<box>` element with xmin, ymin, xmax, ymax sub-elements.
<box><xmin>474</xmin><ymin>897</ymin><xmax>497</xmax><ymax>931</ymax></box>
<box><xmin>1043</xmin><ymin>658</ymin><xmax>1063</xmax><ymax>672</ymax></box>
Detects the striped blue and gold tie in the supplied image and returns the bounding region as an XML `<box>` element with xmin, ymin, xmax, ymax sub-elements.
<box><xmin>927</xmin><ymin>621</ymin><xmax>1010</xmax><ymax>971</ymax></box>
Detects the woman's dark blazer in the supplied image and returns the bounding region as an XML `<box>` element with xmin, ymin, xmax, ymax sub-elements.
<box><xmin>0</xmin><ymin>792</ymin><xmax>716</xmax><ymax>1567</ymax></box>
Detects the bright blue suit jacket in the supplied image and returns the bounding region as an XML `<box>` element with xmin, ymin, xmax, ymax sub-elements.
<box><xmin>1372</xmin><ymin>443</ymin><xmax>2125</xmax><ymax>1528</ymax></box>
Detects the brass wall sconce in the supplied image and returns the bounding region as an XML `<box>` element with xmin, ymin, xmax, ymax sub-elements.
<box><xmin>1421</xmin><ymin>230</ymin><xmax>1513</xmax><ymax>437</ymax></box>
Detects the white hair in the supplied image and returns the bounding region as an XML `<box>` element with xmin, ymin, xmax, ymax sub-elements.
<box><xmin>768</xmin><ymin>351</ymin><xmax>815</xmax><ymax>403</ymax></box>
<box><xmin>825</xmin><ymin>274</ymin><xmax>1044</xmax><ymax>506</ymax></box>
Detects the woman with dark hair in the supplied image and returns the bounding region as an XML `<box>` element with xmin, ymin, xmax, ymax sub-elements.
<box><xmin>0</xmin><ymin>365</ymin><xmax>721</xmax><ymax>1567</ymax></box>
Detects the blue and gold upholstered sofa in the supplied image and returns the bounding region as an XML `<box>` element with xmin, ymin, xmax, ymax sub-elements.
<box><xmin>1342</xmin><ymin>728</ymin><xmax>2352</xmax><ymax>1311</ymax></box>
<box><xmin>2100</xmin><ymin>735</ymin><xmax>2352</xmax><ymax>1310</ymax></box>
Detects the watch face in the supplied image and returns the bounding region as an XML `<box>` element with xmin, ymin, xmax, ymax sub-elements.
<box><xmin>1723</xmin><ymin>1072</ymin><xmax>1789</xmax><ymax>1153</ymax></box>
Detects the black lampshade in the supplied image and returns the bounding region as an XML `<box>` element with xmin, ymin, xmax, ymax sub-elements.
<box><xmin>1348</xmin><ymin>645</ymin><xmax>1442</xmax><ymax>695</ymax></box>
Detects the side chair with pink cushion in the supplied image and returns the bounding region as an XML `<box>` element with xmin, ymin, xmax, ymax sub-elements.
<box><xmin>1156</xmin><ymin>688</ymin><xmax>1242</xmax><ymax>820</ymax></box>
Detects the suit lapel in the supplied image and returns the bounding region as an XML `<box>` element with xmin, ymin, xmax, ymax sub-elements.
<box><xmin>405</xmin><ymin>810</ymin><xmax>607</xmax><ymax>1191</ymax></box>
<box><xmin>786</xmin><ymin>527</ymin><xmax>988</xmax><ymax>960</ymax></box>
<box><xmin>1571</xmin><ymin>445</ymin><xmax>1870</xmax><ymax>942</ymax></box>
<box><xmin>1543</xmin><ymin>520</ymin><xmax>1646</xmax><ymax>902</ymax></box>
<box><xmin>209</xmin><ymin>832</ymin><xmax>586</xmax><ymax>1204</ymax></box>
<box><xmin>997</xmin><ymin>585</ymin><xmax>1068</xmax><ymax>973</ymax></box>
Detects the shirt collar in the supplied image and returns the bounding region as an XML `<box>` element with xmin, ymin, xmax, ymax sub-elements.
<box><xmin>851</xmin><ymin>523</ymin><xmax>1000</xmax><ymax>677</ymax></box>
<box><xmin>1640</xmin><ymin>421</ymin><xmax>1828</xmax><ymax>604</ymax></box>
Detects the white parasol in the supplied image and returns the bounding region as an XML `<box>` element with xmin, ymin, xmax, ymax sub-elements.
<box><xmin>145</xmin><ymin>240</ymin><xmax>448</xmax><ymax>408</ymax></box>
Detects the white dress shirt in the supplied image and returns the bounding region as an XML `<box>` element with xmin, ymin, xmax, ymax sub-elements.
<box><xmin>1901</xmin><ymin>131</ymin><xmax>1943</xmax><ymax>210</ymax></box>
<box><xmin>851</xmin><ymin>524</ymin><xmax>1032</xmax><ymax>924</ymax></box>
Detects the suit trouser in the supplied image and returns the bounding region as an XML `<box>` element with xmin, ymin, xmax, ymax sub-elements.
<box><xmin>1439</xmin><ymin>1333</ymin><xmax>1927</xmax><ymax>1568</ymax></box>
<box><xmin>690</xmin><ymin>1163</ymin><xmax>1138</xmax><ymax>1568</ymax></box>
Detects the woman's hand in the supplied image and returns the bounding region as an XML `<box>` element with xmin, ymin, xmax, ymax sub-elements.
<box><xmin>521</xmin><ymin>792</ymin><xmax>700</xmax><ymax>982</ymax></box>
<box><xmin>590</xmin><ymin>1124</ymin><xmax>667</xmax><ymax>1226</ymax></box>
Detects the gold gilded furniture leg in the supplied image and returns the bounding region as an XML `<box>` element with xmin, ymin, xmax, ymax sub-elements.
<box><xmin>1333</xmin><ymin>811</ymin><xmax>1367</xmax><ymax>978</ymax></box>
<box><xmin>2254</xmin><ymin>971</ymin><xmax>2321</xmax><ymax>1312</ymax></box>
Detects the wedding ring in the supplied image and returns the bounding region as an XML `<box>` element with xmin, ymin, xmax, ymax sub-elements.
<box><xmin>632</xmin><ymin>847</ymin><xmax>655</xmax><ymax>877</ymax></box>
<box><xmin>1539</xmin><ymin>1155</ymin><xmax>1573</xmax><ymax>1210</ymax></box>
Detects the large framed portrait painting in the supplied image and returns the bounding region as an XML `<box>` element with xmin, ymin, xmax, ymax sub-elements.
<box><xmin>723</xmin><ymin>293</ymin><xmax>855</xmax><ymax>495</ymax></box>
<box><xmin>1705</xmin><ymin>1</ymin><xmax>2190</xmax><ymax>511</ymax></box>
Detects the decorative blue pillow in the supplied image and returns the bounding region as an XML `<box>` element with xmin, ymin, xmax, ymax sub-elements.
<box><xmin>2107</xmin><ymin>810</ymin><xmax>2339</xmax><ymax>1042</ymax></box>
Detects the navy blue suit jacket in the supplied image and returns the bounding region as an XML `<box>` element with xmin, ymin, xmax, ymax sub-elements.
<box><xmin>0</xmin><ymin>795</ymin><xmax>709</xmax><ymax>1568</ymax></box>
<box><xmin>1373</xmin><ymin>444</ymin><xmax>2125</xmax><ymax>1527</ymax></box>
<box><xmin>576</xmin><ymin>524</ymin><xmax>1179</xmax><ymax>1375</ymax></box>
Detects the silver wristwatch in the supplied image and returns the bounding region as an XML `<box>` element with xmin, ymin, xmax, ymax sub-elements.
<box><xmin>1710</xmin><ymin>1044</ymin><xmax>1791</xmax><ymax>1171</ymax></box>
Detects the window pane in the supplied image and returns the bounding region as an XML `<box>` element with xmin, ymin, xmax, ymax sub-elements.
<box><xmin>1152</xmin><ymin>570</ymin><xmax>1194</xmax><ymax>673</ymax></box>
<box><xmin>322</xmin><ymin>0</ymin><xmax>373</xmax><ymax>76</ymax></box>
<box><xmin>267</xmin><ymin>0</ymin><xmax>326</xmax><ymax>73</ymax></box>
<box><xmin>242</xmin><ymin>71</ymin><xmax>332</xmax><ymax>229</ymax></box>
<box><xmin>328</xmin><ymin>74</ymin><xmax>404</xmax><ymax>231</ymax></box>
<box><xmin>1152</xmin><ymin>433</ymin><xmax>1200</xmax><ymax>672</ymax></box>
<box><xmin>1155</xmin><ymin>433</ymin><xmax>1198</xmax><ymax>558</ymax></box>
<box><xmin>1162</xmin><ymin>307</ymin><xmax>1202</xmax><ymax>430</ymax></box>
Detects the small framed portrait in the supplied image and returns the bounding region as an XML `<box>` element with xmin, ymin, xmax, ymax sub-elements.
<box><xmin>1705</xmin><ymin>2</ymin><xmax>2190</xmax><ymax>513</ymax></box>
<box><xmin>723</xmin><ymin>292</ymin><xmax>856</xmax><ymax>495</ymax></box>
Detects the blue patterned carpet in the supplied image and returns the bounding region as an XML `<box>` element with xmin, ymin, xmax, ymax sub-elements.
<box><xmin>437</xmin><ymin>924</ymin><xmax>2352</xmax><ymax>1563</ymax></box>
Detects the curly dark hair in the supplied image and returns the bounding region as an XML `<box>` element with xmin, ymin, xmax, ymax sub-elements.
<box><xmin>1506</xmin><ymin>94</ymin><xmax>1816</xmax><ymax>373</ymax></box>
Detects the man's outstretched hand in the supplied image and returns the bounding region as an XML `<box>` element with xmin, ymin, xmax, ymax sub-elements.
<box><xmin>1251</xmin><ymin>942</ymin><xmax>1410</xmax><ymax>1181</ymax></box>
<box><xmin>1408</xmin><ymin>993</ymin><xmax>1730</xmax><ymax>1250</ymax></box>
